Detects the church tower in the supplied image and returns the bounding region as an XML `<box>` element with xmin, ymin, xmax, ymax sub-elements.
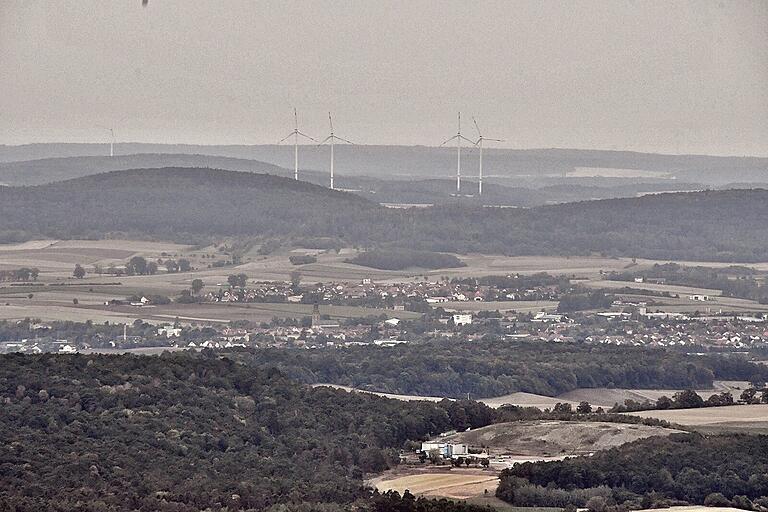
<box><xmin>311</xmin><ymin>302</ymin><xmax>321</xmax><ymax>328</ymax></box>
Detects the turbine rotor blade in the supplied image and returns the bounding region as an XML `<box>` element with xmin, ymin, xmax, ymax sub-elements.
<box><xmin>278</xmin><ymin>131</ymin><xmax>295</xmax><ymax>144</ymax></box>
<box><xmin>440</xmin><ymin>135</ymin><xmax>458</xmax><ymax>146</ymax></box>
<box><xmin>334</xmin><ymin>136</ymin><xmax>354</xmax><ymax>145</ymax></box>
<box><xmin>296</xmin><ymin>131</ymin><xmax>317</xmax><ymax>142</ymax></box>
<box><xmin>472</xmin><ymin>117</ymin><xmax>481</xmax><ymax>137</ymax></box>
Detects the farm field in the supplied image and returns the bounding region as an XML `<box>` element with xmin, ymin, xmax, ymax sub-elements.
<box><xmin>582</xmin><ymin>279</ymin><xmax>723</xmax><ymax>297</ymax></box>
<box><xmin>556</xmin><ymin>381</ymin><xmax>750</xmax><ymax>409</ymax></box>
<box><xmin>0</xmin><ymin>299</ymin><xmax>418</xmax><ymax>326</ymax></box>
<box><xmin>479</xmin><ymin>392</ymin><xmax>583</xmax><ymax>409</ymax></box>
<box><xmin>314</xmin><ymin>382</ymin><xmax>750</xmax><ymax>412</ymax></box>
<box><xmin>582</xmin><ymin>279</ymin><xmax>768</xmax><ymax>313</ymax></box>
<box><xmin>446</xmin><ymin>254</ymin><xmax>634</xmax><ymax>278</ymax></box>
<box><xmin>0</xmin><ymin>303</ymin><xmax>137</xmax><ymax>323</ymax></box>
<box><xmin>626</xmin><ymin>404</ymin><xmax>768</xmax><ymax>429</ymax></box>
<box><xmin>0</xmin><ymin>239</ymin><xmax>194</xmax><ymax>274</ymax></box>
<box><xmin>4</xmin><ymin>238</ymin><xmax>768</xmax><ymax>328</ymax></box>
<box><xmin>370</xmin><ymin>468</ymin><xmax>499</xmax><ymax>500</ymax></box>
<box><xmin>6</xmin><ymin>238</ymin><xmax>768</xmax><ymax>288</ymax></box>
<box><xmin>441</xmin><ymin>420</ymin><xmax>683</xmax><ymax>458</ymax></box>
<box><xmin>464</xmin><ymin>496</ymin><xmax>561</xmax><ymax>511</ymax></box>
<box><xmin>316</xmin><ymin>385</ymin><xmax>585</xmax><ymax>409</ymax></box>
<box><xmin>570</xmin><ymin>167</ymin><xmax>672</xmax><ymax>178</ymax></box>
<box><xmin>440</xmin><ymin>300</ymin><xmax>558</xmax><ymax>313</ymax></box>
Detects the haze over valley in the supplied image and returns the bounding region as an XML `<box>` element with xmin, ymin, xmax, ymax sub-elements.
<box><xmin>2</xmin><ymin>2</ymin><xmax>768</xmax><ymax>512</ymax></box>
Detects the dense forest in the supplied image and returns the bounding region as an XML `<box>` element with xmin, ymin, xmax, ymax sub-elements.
<box><xmin>1</xmin><ymin>168</ymin><xmax>768</xmax><ymax>261</ymax></box>
<box><xmin>236</xmin><ymin>341</ymin><xmax>764</xmax><ymax>398</ymax></box>
<box><xmin>498</xmin><ymin>433</ymin><xmax>768</xmax><ymax>510</ymax></box>
<box><xmin>0</xmin><ymin>352</ymin><xmax>497</xmax><ymax>512</ymax></box>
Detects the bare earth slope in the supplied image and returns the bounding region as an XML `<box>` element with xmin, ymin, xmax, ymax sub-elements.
<box><xmin>442</xmin><ymin>420</ymin><xmax>683</xmax><ymax>457</ymax></box>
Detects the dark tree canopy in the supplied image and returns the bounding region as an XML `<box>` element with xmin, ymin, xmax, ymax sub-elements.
<box><xmin>1</xmin><ymin>168</ymin><xmax>768</xmax><ymax>261</ymax></box>
<box><xmin>0</xmin><ymin>352</ymin><xmax>498</xmax><ymax>511</ymax></box>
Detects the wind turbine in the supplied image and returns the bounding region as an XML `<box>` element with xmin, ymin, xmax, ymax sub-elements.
<box><xmin>97</xmin><ymin>126</ymin><xmax>116</xmax><ymax>157</ymax></box>
<box><xmin>278</xmin><ymin>108</ymin><xmax>316</xmax><ymax>181</ymax></box>
<box><xmin>318</xmin><ymin>112</ymin><xmax>353</xmax><ymax>190</ymax></box>
<box><xmin>440</xmin><ymin>112</ymin><xmax>474</xmax><ymax>194</ymax></box>
<box><xmin>472</xmin><ymin>117</ymin><xmax>503</xmax><ymax>196</ymax></box>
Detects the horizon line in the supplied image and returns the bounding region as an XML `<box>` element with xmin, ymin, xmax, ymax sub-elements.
<box><xmin>0</xmin><ymin>141</ymin><xmax>766</xmax><ymax>160</ymax></box>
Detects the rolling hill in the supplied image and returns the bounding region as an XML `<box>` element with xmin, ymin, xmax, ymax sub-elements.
<box><xmin>0</xmin><ymin>167</ymin><xmax>379</xmax><ymax>242</ymax></box>
<box><xmin>1</xmin><ymin>167</ymin><xmax>768</xmax><ymax>261</ymax></box>
<box><xmin>2</xmin><ymin>143</ymin><xmax>766</xmax><ymax>186</ymax></box>
<box><xmin>0</xmin><ymin>153</ymin><xmax>704</xmax><ymax>207</ymax></box>
<box><xmin>0</xmin><ymin>153</ymin><xmax>290</xmax><ymax>186</ymax></box>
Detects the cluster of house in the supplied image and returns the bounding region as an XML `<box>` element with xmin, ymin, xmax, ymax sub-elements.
<box><xmin>0</xmin><ymin>337</ymin><xmax>77</xmax><ymax>355</ymax></box>
<box><xmin>585</xmin><ymin>316</ymin><xmax>768</xmax><ymax>348</ymax></box>
<box><xmin>519</xmin><ymin>309</ymin><xmax>768</xmax><ymax>347</ymax></box>
<box><xmin>204</xmin><ymin>277</ymin><xmax>560</xmax><ymax>308</ymax></box>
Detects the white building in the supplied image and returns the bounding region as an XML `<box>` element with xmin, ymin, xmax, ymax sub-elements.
<box><xmin>420</xmin><ymin>442</ymin><xmax>469</xmax><ymax>458</ymax></box>
<box><xmin>452</xmin><ymin>313</ymin><xmax>472</xmax><ymax>326</ymax></box>
<box><xmin>157</xmin><ymin>326</ymin><xmax>183</xmax><ymax>338</ymax></box>
<box><xmin>533</xmin><ymin>312</ymin><xmax>565</xmax><ymax>323</ymax></box>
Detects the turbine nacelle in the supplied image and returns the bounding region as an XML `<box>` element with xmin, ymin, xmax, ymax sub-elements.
<box><xmin>318</xmin><ymin>112</ymin><xmax>354</xmax><ymax>190</ymax></box>
<box><xmin>278</xmin><ymin>108</ymin><xmax>316</xmax><ymax>181</ymax></box>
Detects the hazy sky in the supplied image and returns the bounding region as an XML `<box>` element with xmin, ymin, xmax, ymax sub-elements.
<box><xmin>1</xmin><ymin>1</ymin><xmax>766</xmax><ymax>155</ymax></box>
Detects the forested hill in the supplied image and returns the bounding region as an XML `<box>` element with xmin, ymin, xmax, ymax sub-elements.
<box><xmin>521</xmin><ymin>188</ymin><xmax>768</xmax><ymax>261</ymax></box>
<box><xmin>0</xmin><ymin>353</ymin><xmax>496</xmax><ymax>511</ymax></box>
<box><xmin>0</xmin><ymin>167</ymin><xmax>379</xmax><ymax>241</ymax></box>
<box><xmin>1</xmin><ymin>167</ymin><xmax>768</xmax><ymax>261</ymax></box>
<box><xmin>0</xmin><ymin>154</ymin><xmax>292</xmax><ymax>186</ymax></box>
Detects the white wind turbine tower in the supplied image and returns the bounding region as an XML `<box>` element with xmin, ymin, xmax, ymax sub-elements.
<box><xmin>472</xmin><ymin>117</ymin><xmax>503</xmax><ymax>196</ymax></box>
<box><xmin>440</xmin><ymin>112</ymin><xmax>475</xmax><ymax>194</ymax></box>
<box><xmin>97</xmin><ymin>126</ymin><xmax>116</xmax><ymax>157</ymax></box>
<box><xmin>278</xmin><ymin>108</ymin><xmax>316</xmax><ymax>181</ymax></box>
<box><xmin>318</xmin><ymin>112</ymin><xmax>353</xmax><ymax>190</ymax></box>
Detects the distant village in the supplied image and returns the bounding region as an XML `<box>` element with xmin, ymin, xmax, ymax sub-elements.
<box><xmin>2</xmin><ymin>274</ymin><xmax>767</xmax><ymax>355</ymax></box>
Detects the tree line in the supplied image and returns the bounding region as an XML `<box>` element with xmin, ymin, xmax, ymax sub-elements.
<box><xmin>235</xmin><ymin>340</ymin><xmax>762</xmax><ymax>398</ymax></box>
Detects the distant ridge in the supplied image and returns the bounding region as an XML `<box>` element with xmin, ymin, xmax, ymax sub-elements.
<box><xmin>0</xmin><ymin>153</ymin><xmax>705</xmax><ymax>207</ymax></box>
<box><xmin>1</xmin><ymin>167</ymin><xmax>767</xmax><ymax>262</ymax></box>
<box><xmin>1</xmin><ymin>143</ymin><xmax>766</xmax><ymax>185</ymax></box>
<box><xmin>0</xmin><ymin>154</ymin><xmax>292</xmax><ymax>186</ymax></box>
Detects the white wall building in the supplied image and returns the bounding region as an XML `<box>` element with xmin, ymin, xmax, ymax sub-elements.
<box><xmin>452</xmin><ymin>314</ymin><xmax>472</xmax><ymax>326</ymax></box>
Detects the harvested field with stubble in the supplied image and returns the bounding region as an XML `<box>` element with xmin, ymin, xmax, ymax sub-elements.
<box><xmin>370</xmin><ymin>468</ymin><xmax>499</xmax><ymax>500</ymax></box>
<box><xmin>440</xmin><ymin>300</ymin><xmax>558</xmax><ymax>313</ymax></box>
<box><xmin>441</xmin><ymin>420</ymin><xmax>683</xmax><ymax>457</ymax></box>
<box><xmin>626</xmin><ymin>403</ymin><xmax>768</xmax><ymax>430</ymax></box>
<box><xmin>556</xmin><ymin>380</ymin><xmax>750</xmax><ymax>409</ymax></box>
<box><xmin>0</xmin><ymin>239</ymin><xmax>195</xmax><ymax>274</ymax></box>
